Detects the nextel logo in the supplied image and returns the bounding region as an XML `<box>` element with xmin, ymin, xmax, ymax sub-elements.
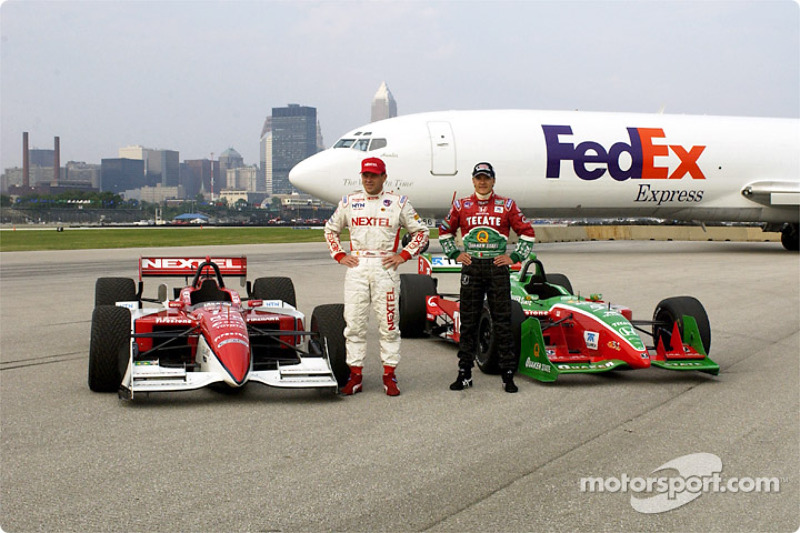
<box><xmin>543</xmin><ymin>125</ymin><xmax>706</xmax><ymax>181</ymax></box>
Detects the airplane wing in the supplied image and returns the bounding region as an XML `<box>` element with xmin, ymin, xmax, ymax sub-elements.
<box><xmin>741</xmin><ymin>181</ymin><xmax>800</xmax><ymax>207</ymax></box>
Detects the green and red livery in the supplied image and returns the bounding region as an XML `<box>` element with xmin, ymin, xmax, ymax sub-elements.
<box><xmin>399</xmin><ymin>253</ymin><xmax>719</xmax><ymax>383</ymax></box>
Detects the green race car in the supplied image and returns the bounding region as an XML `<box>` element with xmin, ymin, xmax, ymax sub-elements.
<box><xmin>399</xmin><ymin>253</ymin><xmax>719</xmax><ymax>383</ymax></box>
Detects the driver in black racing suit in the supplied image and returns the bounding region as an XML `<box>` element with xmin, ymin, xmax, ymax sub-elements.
<box><xmin>438</xmin><ymin>162</ymin><xmax>536</xmax><ymax>393</ymax></box>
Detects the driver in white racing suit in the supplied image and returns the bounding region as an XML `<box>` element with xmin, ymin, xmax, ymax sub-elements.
<box><xmin>324</xmin><ymin>157</ymin><xmax>429</xmax><ymax>396</ymax></box>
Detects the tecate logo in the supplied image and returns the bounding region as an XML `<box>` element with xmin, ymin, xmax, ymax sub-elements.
<box><xmin>543</xmin><ymin>125</ymin><xmax>706</xmax><ymax>181</ymax></box>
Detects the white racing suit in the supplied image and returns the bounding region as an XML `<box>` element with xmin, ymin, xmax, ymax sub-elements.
<box><xmin>325</xmin><ymin>190</ymin><xmax>429</xmax><ymax>368</ymax></box>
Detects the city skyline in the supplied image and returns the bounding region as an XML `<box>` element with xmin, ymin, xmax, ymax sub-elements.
<box><xmin>2</xmin><ymin>1</ymin><xmax>797</xmax><ymax>171</ymax></box>
<box><xmin>3</xmin><ymin>100</ymin><xmax>329</xmax><ymax>198</ymax></box>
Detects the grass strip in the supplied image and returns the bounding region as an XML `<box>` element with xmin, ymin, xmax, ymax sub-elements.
<box><xmin>0</xmin><ymin>226</ymin><xmax>438</xmax><ymax>252</ymax></box>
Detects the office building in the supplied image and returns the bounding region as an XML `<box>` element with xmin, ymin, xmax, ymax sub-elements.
<box><xmin>271</xmin><ymin>104</ymin><xmax>320</xmax><ymax>194</ymax></box>
<box><xmin>64</xmin><ymin>162</ymin><xmax>100</xmax><ymax>190</ymax></box>
<box><xmin>218</xmin><ymin>147</ymin><xmax>244</xmax><ymax>189</ymax></box>
<box><xmin>371</xmin><ymin>81</ymin><xmax>397</xmax><ymax>122</ymax></box>
<box><xmin>260</xmin><ymin>116</ymin><xmax>272</xmax><ymax>195</ymax></box>
<box><xmin>29</xmin><ymin>149</ymin><xmax>55</xmax><ymax>168</ymax></box>
<box><xmin>226</xmin><ymin>166</ymin><xmax>259</xmax><ymax>191</ymax></box>
<box><xmin>100</xmin><ymin>158</ymin><xmax>145</xmax><ymax>194</ymax></box>
<box><xmin>118</xmin><ymin>145</ymin><xmax>179</xmax><ymax>188</ymax></box>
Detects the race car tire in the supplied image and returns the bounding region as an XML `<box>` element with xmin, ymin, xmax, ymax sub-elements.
<box><xmin>95</xmin><ymin>277</ymin><xmax>137</xmax><ymax>307</ymax></box>
<box><xmin>311</xmin><ymin>303</ymin><xmax>349</xmax><ymax>386</ymax></box>
<box><xmin>399</xmin><ymin>274</ymin><xmax>436</xmax><ymax>338</ymax></box>
<box><xmin>252</xmin><ymin>277</ymin><xmax>296</xmax><ymax>308</ymax></box>
<box><xmin>653</xmin><ymin>296</ymin><xmax>711</xmax><ymax>355</ymax></box>
<box><xmin>401</xmin><ymin>232</ymin><xmax>430</xmax><ymax>254</ymax></box>
<box><xmin>476</xmin><ymin>301</ymin><xmax>525</xmax><ymax>375</ymax></box>
<box><xmin>88</xmin><ymin>305</ymin><xmax>131</xmax><ymax>392</ymax></box>
<box><xmin>545</xmin><ymin>273</ymin><xmax>573</xmax><ymax>295</ymax></box>
<box><xmin>476</xmin><ymin>306</ymin><xmax>500</xmax><ymax>374</ymax></box>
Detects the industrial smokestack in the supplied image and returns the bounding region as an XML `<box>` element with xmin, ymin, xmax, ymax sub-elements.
<box><xmin>54</xmin><ymin>136</ymin><xmax>60</xmax><ymax>182</ymax></box>
<box><xmin>22</xmin><ymin>132</ymin><xmax>29</xmax><ymax>188</ymax></box>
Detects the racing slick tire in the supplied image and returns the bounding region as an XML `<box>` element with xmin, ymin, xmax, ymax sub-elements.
<box><xmin>399</xmin><ymin>274</ymin><xmax>437</xmax><ymax>338</ymax></box>
<box><xmin>88</xmin><ymin>305</ymin><xmax>131</xmax><ymax>392</ymax></box>
<box><xmin>95</xmin><ymin>277</ymin><xmax>137</xmax><ymax>307</ymax></box>
<box><xmin>653</xmin><ymin>296</ymin><xmax>711</xmax><ymax>355</ymax></box>
<box><xmin>252</xmin><ymin>277</ymin><xmax>297</xmax><ymax>308</ymax></box>
<box><xmin>310</xmin><ymin>304</ymin><xmax>349</xmax><ymax>387</ymax></box>
<box><xmin>476</xmin><ymin>301</ymin><xmax>525</xmax><ymax>375</ymax></box>
<box><xmin>545</xmin><ymin>273</ymin><xmax>573</xmax><ymax>295</ymax></box>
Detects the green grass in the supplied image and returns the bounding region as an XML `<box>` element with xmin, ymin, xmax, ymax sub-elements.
<box><xmin>0</xmin><ymin>226</ymin><xmax>439</xmax><ymax>252</ymax></box>
<box><xmin>0</xmin><ymin>227</ymin><xmax>330</xmax><ymax>252</ymax></box>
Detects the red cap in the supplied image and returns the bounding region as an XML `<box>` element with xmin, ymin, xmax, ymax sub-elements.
<box><xmin>361</xmin><ymin>157</ymin><xmax>386</xmax><ymax>175</ymax></box>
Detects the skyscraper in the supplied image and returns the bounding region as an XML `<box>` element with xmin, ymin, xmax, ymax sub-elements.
<box><xmin>100</xmin><ymin>158</ymin><xmax>145</xmax><ymax>194</ymax></box>
<box><xmin>218</xmin><ymin>147</ymin><xmax>244</xmax><ymax>189</ymax></box>
<box><xmin>118</xmin><ymin>145</ymin><xmax>179</xmax><ymax>188</ymax></box>
<box><xmin>370</xmin><ymin>81</ymin><xmax>397</xmax><ymax>123</ymax></box>
<box><xmin>259</xmin><ymin>116</ymin><xmax>272</xmax><ymax>195</ymax></box>
<box><xmin>271</xmin><ymin>104</ymin><xmax>319</xmax><ymax>195</ymax></box>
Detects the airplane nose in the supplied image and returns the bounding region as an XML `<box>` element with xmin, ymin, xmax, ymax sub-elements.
<box><xmin>289</xmin><ymin>149</ymin><xmax>359</xmax><ymax>203</ymax></box>
<box><xmin>288</xmin><ymin>157</ymin><xmax>314</xmax><ymax>194</ymax></box>
<box><xmin>289</xmin><ymin>154</ymin><xmax>330</xmax><ymax>199</ymax></box>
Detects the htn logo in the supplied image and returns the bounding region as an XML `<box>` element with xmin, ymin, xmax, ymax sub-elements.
<box><xmin>542</xmin><ymin>125</ymin><xmax>706</xmax><ymax>181</ymax></box>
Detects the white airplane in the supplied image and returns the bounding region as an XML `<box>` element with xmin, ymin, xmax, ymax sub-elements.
<box><xmin>289</xmin><ymin>110</ymin><xmax>799</xmax><ymax>250</ymax></box>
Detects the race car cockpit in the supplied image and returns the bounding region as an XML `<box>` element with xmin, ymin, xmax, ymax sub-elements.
<box><xmin>190</xmin><ymin>279</ymin><xmax>232</xmax><ymax>305</ymax></box>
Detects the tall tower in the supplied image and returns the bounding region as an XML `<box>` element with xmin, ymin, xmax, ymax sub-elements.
<box><xmin>22</xmin><ymin>132</ymin><xmax>29</xmax><ymax>188</ymax></box>
<box><xmin>259</xmin><ymin>116</ymin><xmax>272</xmax><ymax>193</ymax></box>
<box><xmin>370</xmin><ymin>81</ymin><xmax>397</xmax><ymax>123</ymax></box>
<box><xmin>53</xmin><ymin>136</ymin><xmax>60</xmax><ymax>183</ymax></box>
<box><xmin>271</xmin><ymin>104</ymin><xmax>319</xmax><ymax>195</ymax></box>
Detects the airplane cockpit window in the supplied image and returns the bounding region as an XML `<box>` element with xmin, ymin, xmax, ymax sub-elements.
<box><xmin>334</xmin><ymin>139</ymin><xmax>355</xmax><ymax>148</ymax></box>
<box><xmin>334</xmin><ymin>135</ymin><xmax>387</xmax><ymax>151</ymax></box>
<box><xmin>369</xmin><ymin>138</ymin><xmax>387</xmax><ymax>151</ymax></box>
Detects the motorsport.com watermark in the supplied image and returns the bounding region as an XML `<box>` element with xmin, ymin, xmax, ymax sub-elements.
<box><xmin>579</xmin><ymin>453</ymin><xmax>781</xmax><ymax>514</ymax></box>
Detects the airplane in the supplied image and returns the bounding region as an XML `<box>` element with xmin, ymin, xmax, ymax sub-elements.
<box><xmin>289</xmin><ymin>109</ymin><xmax>799</xmax><ymax>251</ymax></box>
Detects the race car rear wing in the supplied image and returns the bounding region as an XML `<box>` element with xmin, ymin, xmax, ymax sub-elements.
<box><xmin>139</xmin><ymin>256</ymin><xmax>247</xmax><ymax>281</ymax></box>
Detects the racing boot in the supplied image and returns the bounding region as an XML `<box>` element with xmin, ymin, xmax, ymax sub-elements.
<box><xmin>341</xmin><ymin>366</ymin><xmax>363</xmax><ymax>395</ymax></box>
<box><xmin>449</xmin><ymin>368</ymin><xmax>473</xmax><ymax>390</ymax></box>
<box><xmin>383</xmin><ymin>365</ymin><xmax>400</xmax><ymax>396</ymax></box>
<box><xmin>502</xmin><ymin>370</ymin><xmax>518</xmax><ymax>393</ymax></box>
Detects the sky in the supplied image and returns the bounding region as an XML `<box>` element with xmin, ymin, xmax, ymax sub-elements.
<box><xmin>1</xmin><ymin>0</ymin><xmax>798</xmax><ymax>171</ymax></box>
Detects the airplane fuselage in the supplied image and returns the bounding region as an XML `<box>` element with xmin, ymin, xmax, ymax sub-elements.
<box><xmin>289</xmin><ymin>109</ymin><xmax>799</xmax><ymax>242</ymax></box>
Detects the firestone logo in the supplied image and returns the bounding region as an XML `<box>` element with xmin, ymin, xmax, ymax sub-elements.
<box><xmin>543</xmin><ymin>125</ymin><xmax>706</xmax><ymax>182</ymax></box>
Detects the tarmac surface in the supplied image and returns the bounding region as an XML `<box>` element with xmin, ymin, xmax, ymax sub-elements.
<box><xmin>1</xmin><ymin>240</ymin><xmax>798</xmax><ymax>532</ymax></box>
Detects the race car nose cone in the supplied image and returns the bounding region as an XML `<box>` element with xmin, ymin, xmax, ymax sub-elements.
<box><xmin>217</xmin><ymin>339</ymin><xmax>250</xmax><ymax>384</ymax></box>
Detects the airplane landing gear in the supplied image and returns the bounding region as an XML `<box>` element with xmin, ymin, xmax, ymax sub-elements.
<box><xmin>781</xmin><ymin>223</ymin><xmax>799</xmax><ymax>251</ymax></box>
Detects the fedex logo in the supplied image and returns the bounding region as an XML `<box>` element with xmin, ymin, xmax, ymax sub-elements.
<box><xmin>543</xmin><ymin>125</ymin><xmax>706</xmax><ymax>181</ymax></box>
<box><xmin>351</xmin><ymin>217</ymin><xmax>390</xmax><ymax>227</ymax></box>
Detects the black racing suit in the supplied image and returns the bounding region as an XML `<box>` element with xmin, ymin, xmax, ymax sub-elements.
<box><xmin>438</xmin><ymin>192</ymin><xmax>536</xmax><ymax>372</ymax></box>
<box><xmin>457</xmin><ymin>259</ymin><xmax>514</xmax><ymax>371</ymax></box>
